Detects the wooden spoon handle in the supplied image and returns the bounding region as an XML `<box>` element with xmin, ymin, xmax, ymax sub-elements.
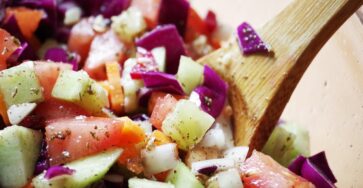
<box><xmin>200</xmin><ymin>0</ymin><xmax>363</xmax><ymax>150</ymax></box>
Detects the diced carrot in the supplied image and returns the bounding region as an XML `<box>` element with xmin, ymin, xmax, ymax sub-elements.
<box><xmin>6</xmin><ymin>7</ymin><xmax>44</xmax><ymax>40</ymax></box>
<box><xmin>0</xmin><ymin>92</ymin><xmax>9</xmax><ymax>125</ymax></box>
<box><xmin>106</xmin><ymin>62</ymin><xmax>124</xmax><ymax>114</ymax></box>
<box><xmin>131</xmin><ymin>0</ymin><xmax>162</xmax><ymax>29</ymax></box>
<box><xmin>0</xmin><ymin>29</ymin><xmax>20</xmax><ymax>70</ymax></box>
<box><xmin>150</xmin><ymin>94</ymin><xmax>178</xmax><ymax>130</ymax></box>
<box><xmin>117</xmin><ymin>117</ymin><xmax>146</xmax><ymax>174</ymax></box>
<box><xmin>119</xmin><ymin>117</ymin><xmax>146</xmax><ymax>145</ymax></box>
<box><xmin>151</xmin><ymin>130</ymin><xmax>172</xmax><ymax>146</ymax></box>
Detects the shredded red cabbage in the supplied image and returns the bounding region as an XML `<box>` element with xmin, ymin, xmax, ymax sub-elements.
<box><xmin>158</xmin><ymin>0</ymin><xmax>190</xmax><ymax>36</ymax></box>
<box><xmin>194</xmin><ymin>86</ymin><xmax>225</xmax><ymax>118</ymax></box>
<box><xmin>193</xmin><ymin>65</ymin><xmax>227</xmax><ymax>117</ymax></box>
<box><xmin>236</xmin><ymin>22</ymin><xmax>270</xmax><ymax>55</ymax></box>
<box><xmin>288</xmin><ymin>152</ymin><xmax>337</xmax><ymax>188</ymax></box>
<box><xmin>44</xmin><ymin>166</ymin><xmax>75</xmax><ymax>179</ymax></box>
<box><xmin>197</xmin><ymin>165</ymin><xmax>218</xmax><ymax>176</ymax></box>
<box><xmin>6</xmin><ymin>42</ymin><xmax>28</xmax><ymax>66</ymax></box>
<box><xmin>131</xmin><ymin>114</ymin><xmax>150</xmax><ymax>121</ymax></box>
<box><xmin>141</xmin><ymin>72</ymin><xmax>185</xmax><ymax>95</ymax></box>
<box><xmin>100</xmin><ymin>0</ymin><xmax>130</xmax><ymax>18</ymax></box>
<box><xmin>136</xmin><ymin>25</ymin><xmax>186</xmax><ymax>74</ymax></box>
<box><xmin>34</xmin><ymin>139</ymin><xmax>50</xmax><ymax>175</ymax></box>
<box><xmin>44</xmin><ymin>47</ymin><xmax>80</xmax><ymax>70</ymax></box>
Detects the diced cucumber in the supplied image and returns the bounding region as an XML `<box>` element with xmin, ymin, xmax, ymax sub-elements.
<box><xmin>111</xmin><ymin>7</ymin><xmax>147</xmax><ymax>43</ymax></box>
<box><xmin>0</xmin><ymin>125</ymin><xmax>42</xmax><ymax>188</ymax></box>
<box><xmin>0</xmin><ymin>61</ymin><xmax>44</xmax><ymax>108</ymax></box>
<box><xmin>32</xmin><ymin>148</ymin><xmax>123</xmax><ymax>188</ymax></box>
<box><xmin>151</xmin><ymin>47</ymin><xmax>166</xmax><ymax>72</ymax></box>
<box><xmin>121</xmin><ymin>58</ymin><xmax>144</xmax><ymax>113</ymax></box>
<box><xmin>262</xmin><ymin>122</ymin><xmax>310</xmax><ymax>166</ymax></box>
<box><xmin>7</xmin><ymin>103</ymin><xmax>37</xmax><ymax>125</ymax></box>
<box><xmin>51</xmin><ymin>70</ymin><xmax>109</xmax><ymax>114</ymax></box>
<box><xmin>166</xmin><ymin>162</ymin><xmax>204</xmax><ymax>188</ymax></box>
<box><xmin>176</xmin><ymin>56</ymin><xmax>204</xmax><ymax>94</ymax></box>
<box><xmin>76</xmin><ymin>82</ymin><xmax>109</xmax><ymax>114</ymax></box>
<box><xmin>129</xmin><ymin>178</ymin><xmax>175</xmax><ymax>188</ymax></box>
<box><xmin>162</xmin><ymin>100</ymin><xmax>215</xmax><ymax>150</ymax></box>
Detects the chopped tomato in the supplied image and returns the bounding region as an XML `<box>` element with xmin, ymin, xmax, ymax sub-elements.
<box><xmin>131</xmin><ymin>0</ymin><xmax>162</xmax><ymax>29</ymax></box>
<box><xmin>147</xmin><ymin>91</ymin><xmax>184</xmax><ymax>115</ymax></box>
<box><xmin>0</xmin><ymin>92</ymin><xmax>9</xmax><ymax>125</ymax></box>
<box><xmin>184</xmin><ymin>8</ymin><xmax>207</xmax><ymax>43</ymax></box>
<box><xmin>150</xmin><ymin>94</ymin><xmax>178</xmax><ymax>130</ymax></box>
<box><xmin>241</xmin><ymin>151</ymin><xmax>314</xmax><ymax>188</ymax></box>
<box><xmin>5</xmin><ymin>7</ymin><xmax>43</xmax><ymax>40</ymax></box>
<box><xmin>105</xmin><ymin>62</ymin><xmax>124</xmax><ymax>114</ymax></box>
<box><xmin>31</xmin><ymin>100</ymin><xmax>90</xmax><ymax>124</ymax></box>
<box><xmin>46</xmin><ymin>117</ymin><xmax>124</xmax><ymax>165</ymax></box>
<box><xmin>34</xmin><ymin>61</ymin><xmax>72</xmax><ymax>100</ymax></box>
<box><xmin>68</xmin><ymin>18</ymin><xmax>96</xmax><ymax>64</ymax></box>
<box><xmin>83</xmin><ymin>30</ymin><xmax>125</xmax><ymax>80</ymax></box>
<box><xmin>46</xmin><ymin>117</ymin><xmax>145</xmax><ymax>166</ymax></box>
<box><xmin>0</xmin><ymin>29</ymin><xmax>20</xmax><ymax>70</ymax></box>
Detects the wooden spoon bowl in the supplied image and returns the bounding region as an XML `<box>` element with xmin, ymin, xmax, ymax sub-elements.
<box><xmin>198</xmin><ymin>0</ymin><xmax>363</xmax><ymax>150</ymax></box>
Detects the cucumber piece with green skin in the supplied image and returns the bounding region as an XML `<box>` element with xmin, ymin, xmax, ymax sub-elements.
<box><xmin>162</xmin><ymin>99</ymin><xmax>215</xmax><ymax>151</ymax></box>
<box><xmin>176</xmin><ymin>56</ymin><xmax>204</xmax><ymax>94</ymax></box>
<box><xmin>166</xmin><ymin>162</ymin><xmax>204</xmax><ymax>188</ymax></box>
<box><xmin>129</xmin><ymin>178</ymin><xmax>175</xmax><ymax>188</ymax></box>
<box><xmin>32</xmin><ymin>148</ymin><xmax>123</xmax><ymax>188</ymax></box>
<box><xmin>0</xmin><ymin>125</ymin><xmax>42</xmax><ymax>188</ymax></box>
<box><xmin>0</xmin><ymin>61</ymin><xmax>44</xmax><ymax>108</ymax></box>
<box><xmin>262</xmin><ymin>122</ymin><xmax>310</xmax><ymax>166</ymax></box>
<box><xmin>51</xmin><ymin>70</ymin><xmax>109</xmax><ymax>114</ymax></box>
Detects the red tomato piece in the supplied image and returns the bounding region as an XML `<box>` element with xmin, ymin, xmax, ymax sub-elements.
<box><xmin>83</xmin><ymin>30</ymin><xmax>125</xmax><ymax>80</ymax></box>
<box><xmin>241</xmin><ymin>151</ymin><xmax>314</xmax><ymax>188</ymax></box>
<box><xmin>204</xmin><ymin>10</ymin><xmax>217</xmax><ymax>34</ymax></box>
<box><xmin>130</xmin><ymin>48</ymin><xmax>158</xmax><ymax>79</ymax></box>
<box><xmin>5</xmin><ymin>7</ymin><xmax>44</xmax><ymax>40</ymax></box>
<box><xmin>46</xmin><ymin>117</ymin><xmax>124</xmax><ymax>165</ymax></box>
<box><xmin>131</xmin><ymin>0</ymin><xmax>162</xmax><ymax>29</ymax></box>
<box><xmin>46</xmin><ymin>117</ymin><xmax>145</xmax><ymax>166</ymax></box>
<box><xmin>150</xmin><ymin>94</ymin><xmax>178</xmax><ymax>130</ymax></box>
<box><xmin>68</xmin><ymin>18</ymin><xmax>96</xmax><ymax>64</ymax></box>
<box><xmin>147</xmin><ymin>91</ymin><xmax>185</xmax><ymax>115</ymax></box>
<box><xmin>0</xmin><ymin>28</ymin><xmax>20</xmax><ymax>70</ymax></box>
<box><xmin>184</xmin><ymin>8</ymin><xmax>207</xmax><ymax>43</ymax></box>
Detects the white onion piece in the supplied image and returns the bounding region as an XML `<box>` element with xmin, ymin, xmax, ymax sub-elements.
<box><xmin>7</xmin><ymin>103</ymin><xmax>37</xmax><ymax>125</ymax></box>
<box><xmin>141</xmin><ymin>143</ymin><xmax>179</xmax><ymax>175</ymax></box>
<box><xmin>206</xmin><ymin>168</ymin><xmax>243</xmax><ymax>188</ymax></box>
<box><xmin>199</xmin><ymin>128</ymin><xmax>225</xmax><ymax>149</ymax></box>
<box><xmin>223</xmin><ymin>146</ymin><xmax>249</xmax><ymax>165</ymax></box>
<box><xmin>191</xmin><ymin>158</ymin><xmax>235</xmax><ymax>175</ymax></box>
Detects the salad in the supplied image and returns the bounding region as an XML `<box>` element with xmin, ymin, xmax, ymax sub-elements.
<box><xmin>0</xmin><ymin>0</ymin><xmax>337</xmax><ymax>188</ymax></box>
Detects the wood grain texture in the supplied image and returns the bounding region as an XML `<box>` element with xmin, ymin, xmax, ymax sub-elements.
<box><xmin>198</xmin><ymin>0</ymin><xmax>363</xmax><ymax>150</ymax></box>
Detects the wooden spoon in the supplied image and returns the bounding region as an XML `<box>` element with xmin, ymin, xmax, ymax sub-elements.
<box><xmin>198</xmin><ymin>0</ymin><xmax>363</xmax><ymax>151</ymax></box>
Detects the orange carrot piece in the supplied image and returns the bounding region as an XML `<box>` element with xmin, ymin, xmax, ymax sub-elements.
<box><xmin>151</xmin><ymin>130</ymin><xmax>172</xmax><ymax>146</ymax></box>
<box><xmin>106</xmin><ymin>62</ymin><xmax>124</xmax><ymax>114</ymax></box>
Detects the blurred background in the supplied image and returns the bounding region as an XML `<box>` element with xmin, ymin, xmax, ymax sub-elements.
<box><xmin>191</xmin><ymin>0</ymin><xmax>363</xmax><ymax>187</ymax></box>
